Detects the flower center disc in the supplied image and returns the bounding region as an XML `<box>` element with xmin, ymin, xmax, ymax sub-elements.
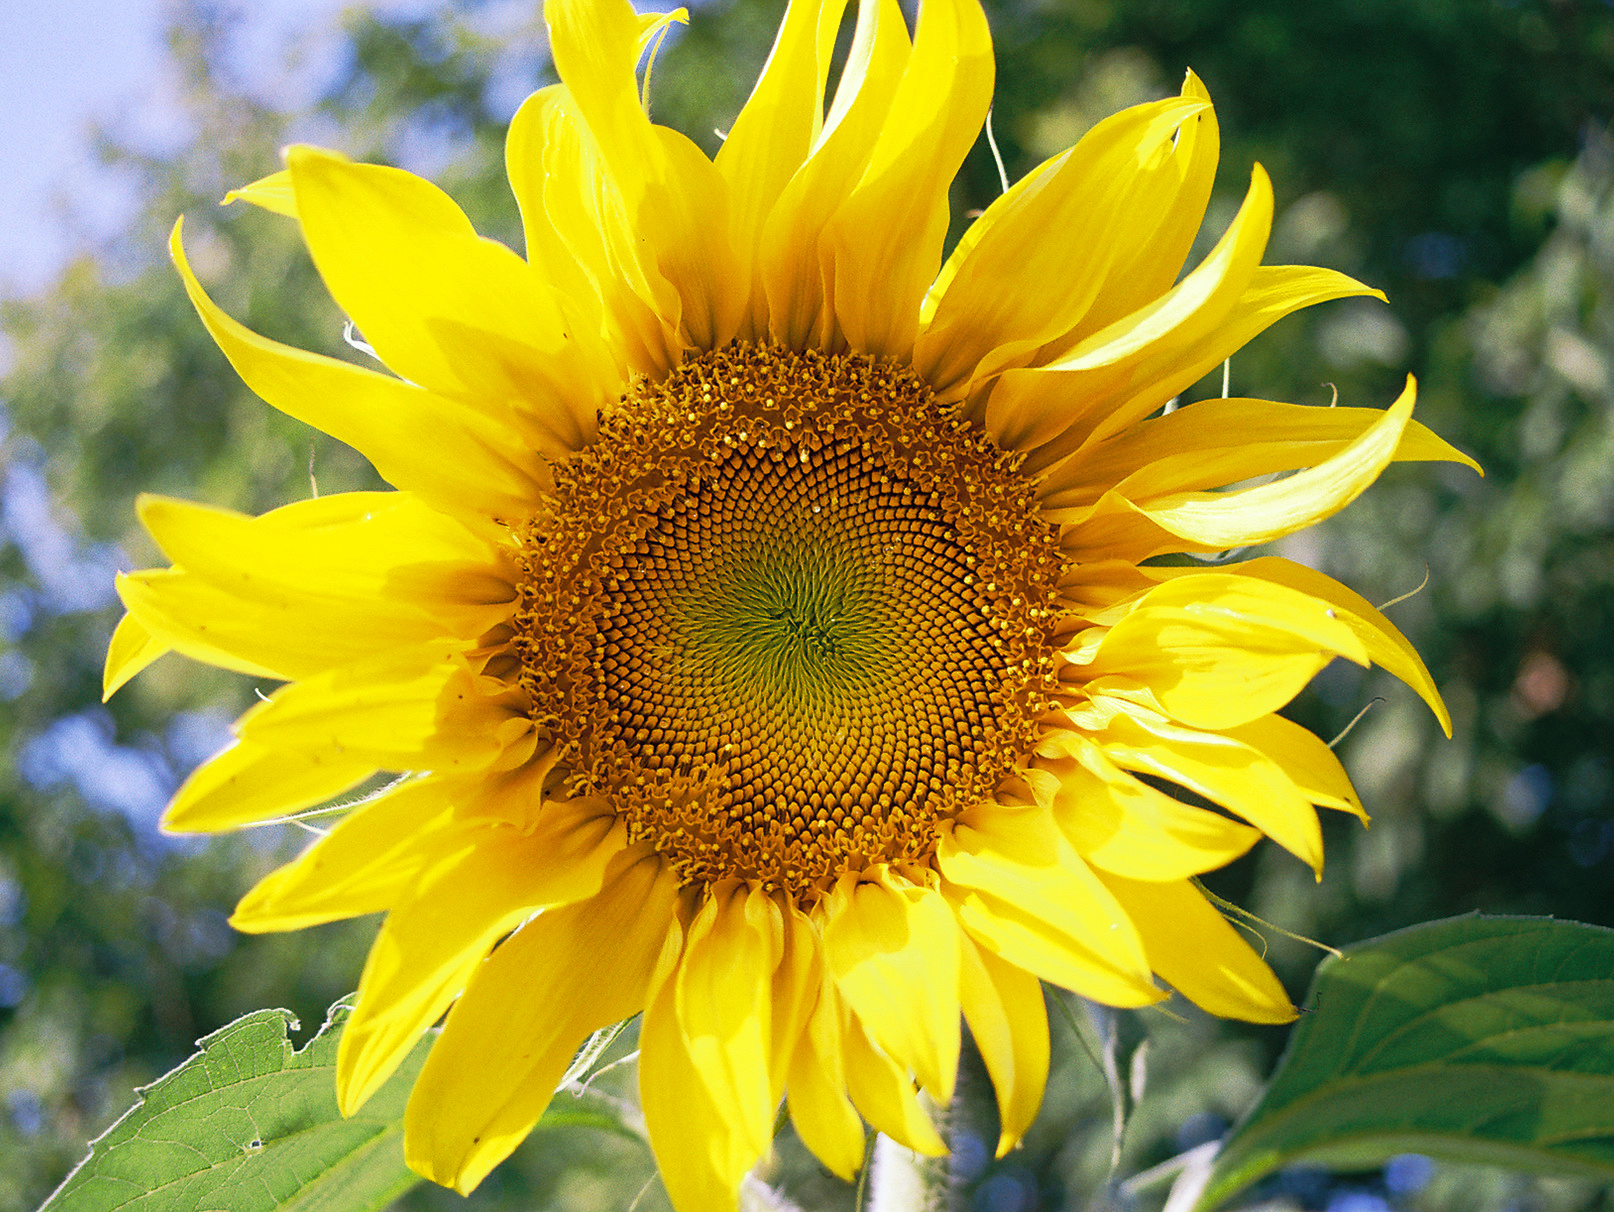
<box><xmin>516</xmin><ymin>345</ymin><xmax>1062</xmax><ymax>898</ymax></box>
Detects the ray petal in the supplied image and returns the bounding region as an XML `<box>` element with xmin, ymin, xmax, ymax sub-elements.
<box><xmin>171</xmin><ymin>219</ymin><xmax>547</xmax><ymax>524</ymax></box>
<box><xmin>915</xmin><ymin>96</ymin><xmax>1209</xmax><ymax>398</ymax></box>
<box><xmin>823</xmin><ymin>870</ymin><xmax>961</xmax><ymax>1103</ymax></box>
<box><xmin>827</xmin><ymin>0</ymin><xmax>994</xmax><ymax>360</ymax></box>
<box><xmin>404</xmin><ymin>847</ymin><xmax>677</xmax><ymax>1193</ymax></box>
<box><xmin>786</xmin><ymin>982</ymin><xmax>866</xmax><ymax>1181</ymax></box>
<box><xmin>1038</xmin><ymin>748</ymin><xmax>1263</xmax><ymax>879</ymax></box>
<box><xmin>982</xmin><ymin>165</ymin><xmax>1273</xmax><ymax>455</ymax></box>
<box><xmin>162</xmin><ymin>738</ymin><xmax>377</xmax><ymax>834</ymax></box>
<box><xmin>546</xmin><ymin>0</ymin><xmax>743</xmax><ymax>350</ymax></box>
<box><xmin>102</xmin><ymin>611</ymin><xmax>169</xmax><ymax>700</ymax></box>
<box><xmin>1099</xmin><ymin>872</ymin><xmax>1297</xmax><ymax>1023</ymax></box>
<box><xmin>285</xmin><ymin>146</ymin><xmax>609</xmax><ymax>453</ymax></box>
<box><xmin>716</xmin><ymin>0</ymin><xmax>849</xmax><ymax>339</ymax></box>
<box><xmin>759</xmin><ymin>0</ymin><xmax>911</xmax><ymax>351</ymax></box>
<box><xmin>1075</xmin><ymin>572</ymin><xmax>1371</xmax><ymax>730</ymax></box>
<box><xmin>643</xmin><ymin>883</ymin><xmax>782</xmax><ymax>1212</ymax></box>
<box><xmin>959</xmin><ymin>933</ymin><xmax>1048</xmax><ymax>1156</ymax></box>
<box><xmin>229</xmin><ymin>777</ymin><xmax>455</xmax><ymax>929</ymax></box>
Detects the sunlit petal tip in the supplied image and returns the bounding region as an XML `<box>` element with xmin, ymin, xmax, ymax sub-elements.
<box><xmin>102</xmin><ymin>610</ymin><xmax>168</xmax><ymax>702</ymax></box>
<box><xmin>220</xmin><ymin>168</ymin><xmax>298</xmax><ymax>218</ymax></box>
<box><xmin>636</xmin><ymin>5</ymin><xmax>689</xmax><ymax>47</ymax></box>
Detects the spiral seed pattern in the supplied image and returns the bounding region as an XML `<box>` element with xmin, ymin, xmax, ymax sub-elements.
<box><xmin>515</xmin><ymin>344</ymin><xmax>1063</xmax><ymax>899</ymax></box>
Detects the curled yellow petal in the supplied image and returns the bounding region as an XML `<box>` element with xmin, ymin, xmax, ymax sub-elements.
<box><xmin>786</xmin><ymin>982</ymin><xmax>866</xmax><ymax>1182</ymax></box>
<box><xmin>827</xmin><ymin>0</ymin><xmax>994</xmax><ymax>360</ymax></box>
<box><xmin>841</xmin><ymin>1012</ymin><xmax>946</xmax><ymax>1156</ymax></box>
<box><xmin>1229</xmin><ymin>555</ymin><xmax>1454</xmax><ymax>736</ymax></box>
<box><xmin>1077</xmin><ymin>572</ymin><xmax>1370</xmax><ymax>731</ymax></box>
<box><xmin>339</xmin><ymin>799</ymin><xmax>624</xmax><ymax>1115</ymax></box>
<box><xmin>1040</xmin><ymin>747</ymin><xmax>1263</xmax><ymax>880</ymax></box>
<box><xmin>1056</xmin><ymin>377</ymin><xmax>1421</xmax><ymax>560</ymax></box>
<box><xmin>917</xmin><ymin>96</ymin><xmax>1210</xmax><ymax>398</ymax></box>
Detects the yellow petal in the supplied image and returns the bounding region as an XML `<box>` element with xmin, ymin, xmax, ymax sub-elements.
<box><xmin>405</xmin><ymin>847</ymin><xmax>678</xmax><ymax>1193</ymax></box>
<box><xmin>504</xmin><ymin>84</ymin><xmax>675</xmax><ymax>374</ymax></box>
<box><xmin>1041</xmin><ymin>395</ymin><xmax>1480</xmax><ymax>512</ymax></box>
<box><xmin>1223</xmin><ymin>712</ymin><xmax>1366</xmax><ymax>820</ymax></box>
<box><xmin>826</xmin><ymin>0</ymin><xmax>994</xmax><ymax>360</ymax></box>
<box><xmin>236</xmin><ymin>647</ymin><xmax>513</xmax><ymax>771</ymax></box>
<box><xmin>114</xmin><ymin>570</ymin><xmax>283</xmax><ymax>681</ymax></box>
<box><xmin>504</xmin><ymin>85</ymin><xmax>601</xmax><ymax>311</ymax></box>
<box><xmin>228</xmin><ymin>777</ymin><xmax>453</xmax><ymax>930</ymax></box>
<box><xmin>114</xmin><ymin>564</ymin><xmax>458</xmax><ymax>685</ymax></box>
<box><xmin>643</xmin><ymin>884</ymin><xmax>782</xmax><ymax>1212</ymax></box>
<box><xmin>786</xmin><ymin>981</ymin><xmax>866</xmax><ymax>1182</ymax></box>
<box><xmin>139</xmin><ymin>490</ymin><xmax>504</xmax><ymax>586</ymax></box>
<box><xmin>1056</xmin><ymin>378</ymin><xmax>1420</xmax><ymax>561</ymax></box>
<box><xmin>770</xmin><ymin>903</ymin><xmax>823</xmax><ymax>1103</ymax></box>
<box><xmin>1098</xmin><ymin>873</ymin><xmax>1297</xmax><ymax>1024</ymax></box>
<box><xmin>340</xmin><ymin>800</ymin><xmax>626</xmax><ymax>1113</ymax></box>
<box><xmin>1077</xmin><ymin>572</ymin><xmax>1370</xmax><ymax>730</ymax></box>
<box><xmin>758</xmin><ymin>0</ymin><xmax>910</xmax><ymax>350</ymax></box>
<box><xmin>136</xmin><ymin>492</ymin><xmax>512</xmax><ymax>651</ymax></box>
<box><xmin>102</xmin><ymin>612</ymin><xmax>168</xmax><ymax>700</ymax></box>
<box><xmin>949</xmin><ymin>883</ymin><xmax>1162</xmax><ymax>1009</ymax></box>
<box><xmin>221</xmin><ymin>169</ymin><xmax>297</xmax><ymax>217</ymax></box>
<box><xmin>984</xmin><ymin>164</ymin><xmax>1273</xmax><ymax>455</ymax></box>
<box><xmin>958</xmin><ymin>934</ymin><xmax>1047</xmax><ymax>1156</ymax></box>
<box><xmin>938</xmin><ymin>803</ymin><xmax>1152</xmax><ymax>987</ymax></box>
<box><xmin>841</xmin><ymin>1013</ymin><xmax>946</xmax><ymax>1155</ymax></box>
<box><xmin>1074</xmin><ymin>69</ymin><xmax>1220</xmax><ymax>335</ymax></box>
<box><xmin>1227</xmin><ymin>555</ymin><xmax>1453</xmax><ymax>736</ymax></box>
<box><xmin>1084</xmin><ymin>267</ymin><xmax>1382</xmax><ymax>455</ymax></box>
<box><xmin>640</xmin><ymin>974</ymin><xmax>745</xmax><ymax>1212</ymax></box>
<box><xmin>716</xmin><ymin>0</ymin><xmax>847</xmax><ymax>339</ymax></box>
<box><xmin>285</xmin><ymin>145</ymin><xmax>608</xmax><ymax>456</ymax></box>
<box><xmin>916</xmin><ymin>96</ymin><xmax>1209</xmax><ymax>398</ymax></box>
<box><xmin>823</xmin><ymin>870</ymin><xmax>961</xmax><ymax>1102</ymax></box>
<box><xmin>162</xmin><ymin>738</ymin><xmax>376</xmax><ymax>834</ymax></box>
<box><xmin>546</xmin><ymin>0</ymin><xmax>743</xmax><ymax>350</ymax></box>
<box><xmin>1006</xmin><ymin>263</ymin><xmax>1382</xmax><ymax>477</ymax></box>
<box><xmin>1080</xmin><ymin>710</ymin><xmax>1325</xmax><ymax>875</ymax></box>
<box><xmin>171</xmin><ymin>218</ymin><xmax>547</xmax><ymax>524</ymax></box>
<box><xmin>1039</xmin><ymin>748</ymin><xmax>1262</xmax><ymax>879</ymax></box>
<box><xmin>677</xmin><ymin>884</ymin><xmax>782</xmax><ymax>1162</ymax></box>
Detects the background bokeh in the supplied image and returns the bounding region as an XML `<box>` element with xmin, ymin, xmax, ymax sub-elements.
<box><xmin>2</xmin><ymin>1</ymin><xmax>1612</xmax><ymax>1210</ymax></box>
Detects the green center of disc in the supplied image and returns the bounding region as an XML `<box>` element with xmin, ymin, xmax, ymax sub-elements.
<box><xmin>679</xmin><ymin>541</ymin><xmax>892</xmax><ymax>715</ymax></box>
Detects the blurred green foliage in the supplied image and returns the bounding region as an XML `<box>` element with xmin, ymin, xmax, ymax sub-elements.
<box><xmin>3</xmin><ymin>0</ymin><xmax>1613</xmax><ymax>1209</ymax></box>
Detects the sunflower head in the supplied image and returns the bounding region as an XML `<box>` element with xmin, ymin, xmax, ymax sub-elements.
<box><xmin>106</xmin><ymin>0</ymin><xmax>1478</xmax><ymax>1206</ymax></box>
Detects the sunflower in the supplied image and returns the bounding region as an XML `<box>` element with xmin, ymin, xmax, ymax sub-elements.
<box><xmin>105</xmin><ymin>0</ymin><xmax>1476</xmax><ymax>1205</ymax></box>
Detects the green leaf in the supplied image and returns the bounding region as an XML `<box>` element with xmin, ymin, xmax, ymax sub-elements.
<box><xmin>1197</xmin><ymin>915</ymin><xmax>1614</xmax><ymax>1211</ymax></box>
<box><xmin>40</xmin><ymin>998</ymin><xmax>426</xmax><ymax>1212</ymax></box>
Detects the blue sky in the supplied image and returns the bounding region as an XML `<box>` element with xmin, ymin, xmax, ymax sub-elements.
<box><xmin>0</xmin><ymin>0</ymin><xmax>447</xmax><ymax>302</ymax></box>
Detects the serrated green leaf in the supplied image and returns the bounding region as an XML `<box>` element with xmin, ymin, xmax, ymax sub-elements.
<box><xmin>40</xmin><ymin>998</ymin><xmax>427</xmax><ymax>1212</ymax></box>
<box><xmin>1196</xmin><ymin>915</ymin><xmax>1614</xmax><ymax>1211</ymax></box>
